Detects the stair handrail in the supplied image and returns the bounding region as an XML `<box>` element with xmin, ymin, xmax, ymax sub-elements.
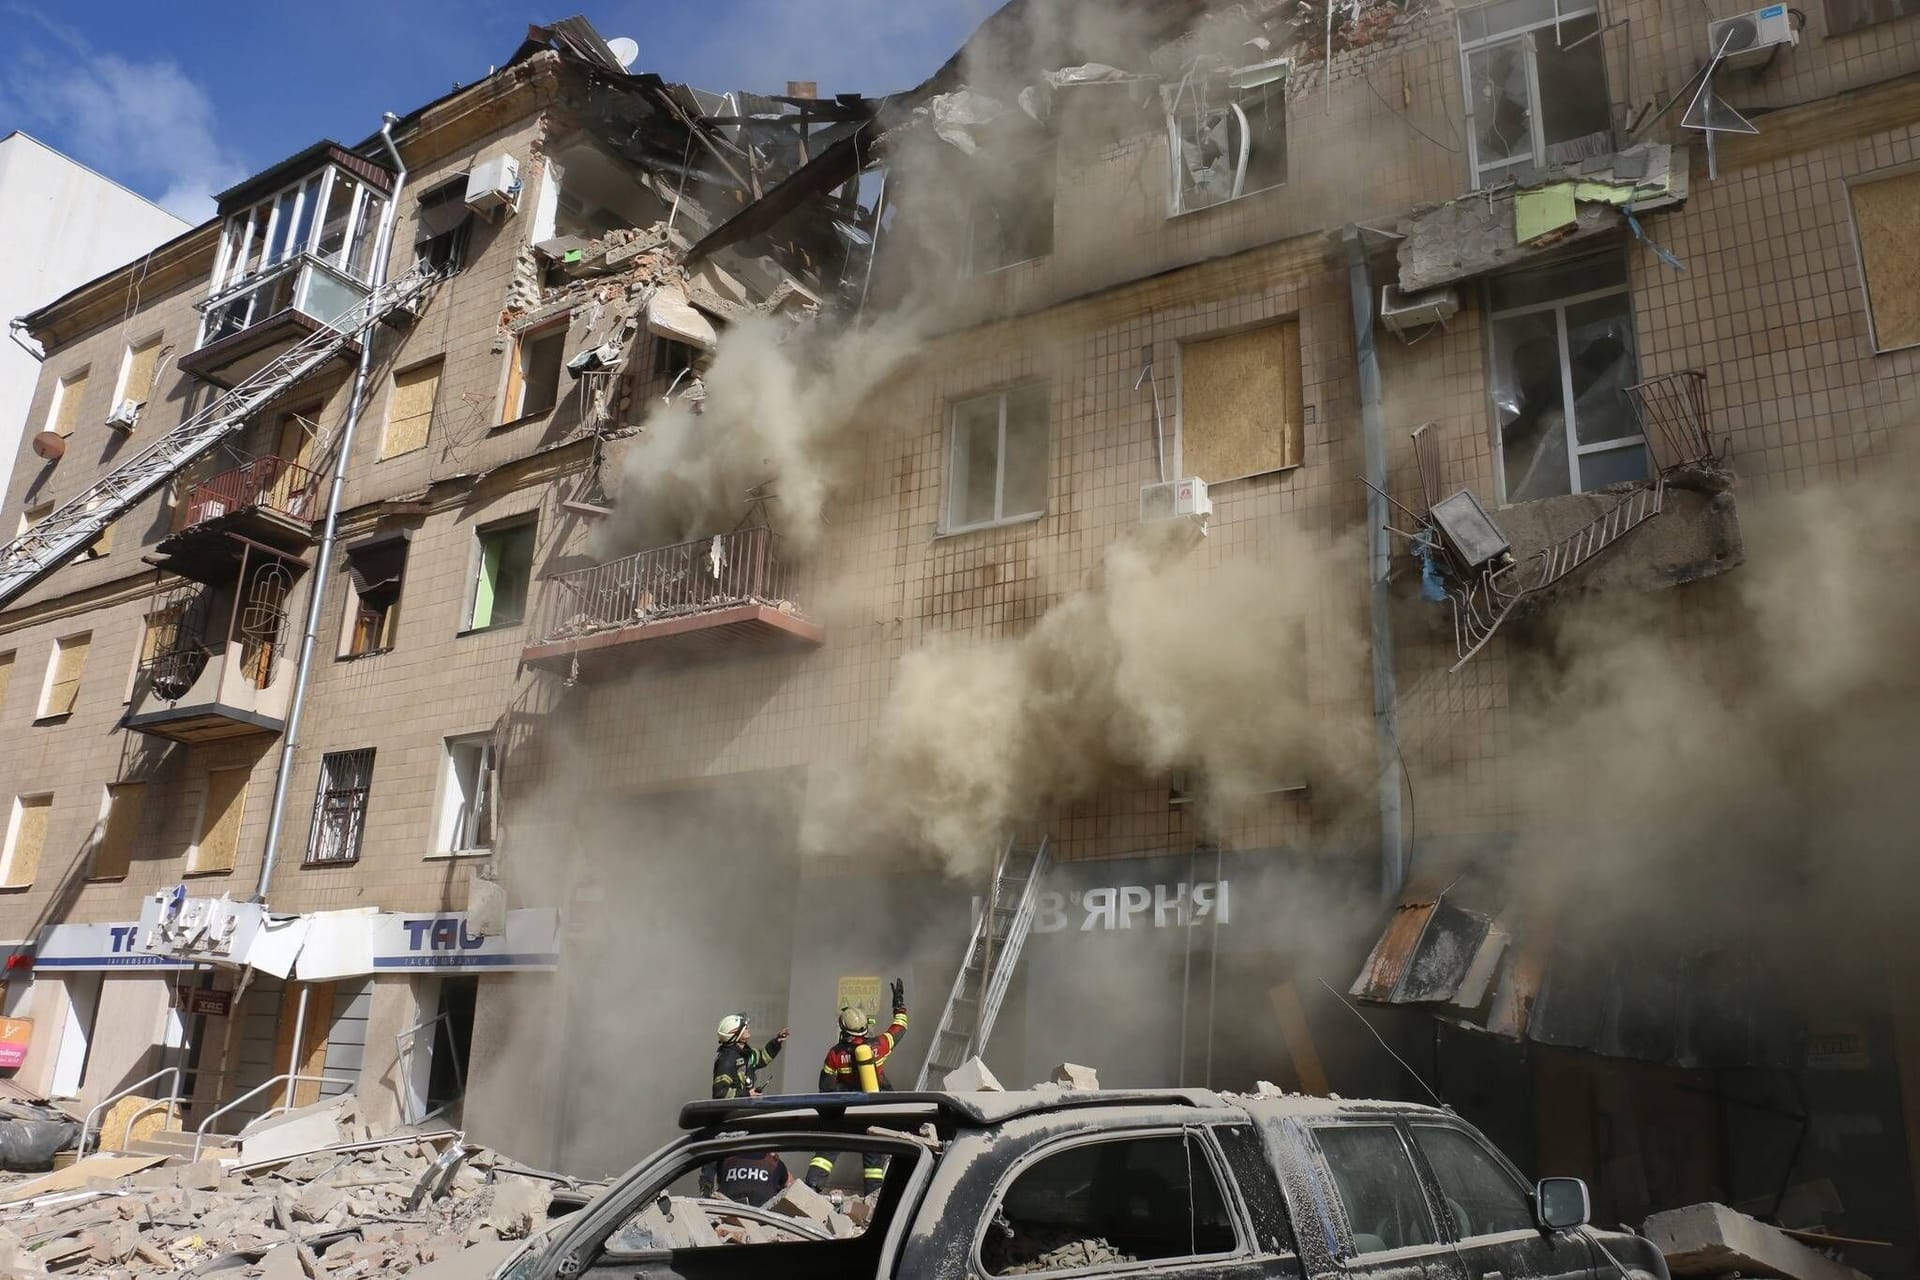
<box><xmin>78</xmin><ymin>1066</ymin><xmax>182</xmax><ymax>1154</ymax></box>
<box><xmin>192</xmin><ymin>1073</ymin><xmax>357</xmax><ymax>1161</ymax></box>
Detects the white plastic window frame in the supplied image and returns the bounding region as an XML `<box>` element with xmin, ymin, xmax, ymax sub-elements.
<box><xmin>1484</xmin><ymin>267</ymin><xmax>1642</xmax><ymax>504</ymax></box>
<box><xmin>207</xmin><ymin>166</ymin><xmax>376</xmax><ymax>299</ymax></box>
<box><xmin>432</xmin><ymin>733</ymin><xmax>495</xmax><ymax>857</ymax></box>
<box><xmin>1164</xmin><ymin>58</ymin><xmax>1291</xmax><ymax>218</ymax></box>
<box><xmin>942</xmin><ymin>384</ymin><xmax>1050</xmax><ymax>536</ymax></box>
<box><xmin>971</xmin><ymin>1126</ymin><xmax>1249</xmax><ymax>1278</ymax></box>
<box><xmin>1456</xmin><ymin>0</ymin><xmax>1602</xmax><ymax>188</ymax></box>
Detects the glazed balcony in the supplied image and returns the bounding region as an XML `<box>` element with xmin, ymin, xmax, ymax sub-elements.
<box><xmin>521</xmin><ymin>525</ymin><xmax>822</xmax><ymax>676</ymax></box>
<box><xmin>153</xmin><ymin>455</ymin><xmax>320</xmax><ymax>584</ymax></box>
<box><xmin>177</xmin><ymin>147</ymin><xmax>393</xmax><ymax>388</ymax></box>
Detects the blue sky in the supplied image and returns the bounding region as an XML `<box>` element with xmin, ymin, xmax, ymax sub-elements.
<box><xmin>0</xmin><ymin>0</ymin><xmax>998</xmax><ymax>223</ymax></box>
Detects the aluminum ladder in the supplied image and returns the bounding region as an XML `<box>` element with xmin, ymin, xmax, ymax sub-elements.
<box><xmin>915</xmin><ymin>835</ymin><xmax>1052</xmax><ymax>1090</ymax></box>
<box><xmin>0</xmin><ymin>265</ymin><xmax>441</xmax><ymax>611</ymax></box>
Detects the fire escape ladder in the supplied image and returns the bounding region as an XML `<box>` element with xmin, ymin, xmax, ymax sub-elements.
<box><xmin>0</xmin><ymin>266</ymin><xmax>441</xmax><ymax>612</ymax></box>
<box><xmin>915</xmin><ymin>834</ymin><xmax>1053</xmax><ymax>1090</ymax></box>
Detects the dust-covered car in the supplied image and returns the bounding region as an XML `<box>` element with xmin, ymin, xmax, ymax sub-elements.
<box><xmin>475</xmin><ymin>1088</ymin><xmax>1672</xmax><ymax>1280</ymax></box>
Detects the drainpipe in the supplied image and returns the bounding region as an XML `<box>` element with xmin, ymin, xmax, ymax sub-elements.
<box><xmin>1342</xmin><ymin>225</ymin><xmax>1406</xmax><ymax>904</ymax></box>
<box><xmin>254</xmin><ymin>114</ymin><xmax>408</xmax><ymax>902</ymax></box>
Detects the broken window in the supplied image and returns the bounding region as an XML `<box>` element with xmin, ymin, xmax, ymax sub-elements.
<box><xmin>967</xmin><ymin>145</ymin><xmax>1056</xmax><ymax>275</ymax></box>
<box><xmin>946</xmin><ymin>384</ymin><xmax>1049</xmax><ymax>533</ymax></box>
<box><xmin>504</xmin><ymin>321</ymin><xmax>567</xmax><ymax>422</ymax></box>
<box><xmin>980</xmin><ymin>1132</ymin><xmax>1238</xmax><ymax>1274</ymax></box>
<box><xmin>1486</xmin><ymin>252</ymin><xmax>1644</xmax><ymax>502</ymax></box>
<box><xmin>1314</xmin><ymin>1125</ymin><xmax>1439</xmax><ymax>1255</ymax></box>
<box><xmin>436</xmin><ymin>734</ymin><xmax>495</xmax><ymax>855</ymax></box>
<box><xmin>1409</xmin><ymin>1126</ymin><xmax>1536</xmax><ymax>1238</ymax></box>
<box><xmin>653</xmin><ymin>335</ymin><xmax>697</xmax><ymax>385</ymax></box>
<box><xmin>306</xmin><ymin>748</ymin><xmax>374</xmax><ymax>866</ymax></box>
<box><xmin>1166</xmin><ymin>59</ymin><xmax>1290</xmax><ymax>215</ymax></box>
<box><xmin>413</xmin><ymin>176</ymin><xmax>472</xmax><ymax>275</ymax></box>
<box><xmin>340</xmin><ymin>535</ymin><xmax>408</xmax><ymax>658</ymax></box>
<box><xmin>468</xmin><ymin>518</ymin><xmax>536</xmax><ymax>631</ymax></box>
<box><xmin>1458</xmin><ymin>0</ymin><xmax>1612</xmax><ymax>187</ymax></box>
<box><xmin>1847</xmin><ymin>165</ymin><xmax>1920</xmax><ymax>353</ymax></box>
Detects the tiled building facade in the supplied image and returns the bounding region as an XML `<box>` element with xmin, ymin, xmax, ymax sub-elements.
<box><xmin>0</xmin><ymin>0</ymin><xmax>1917</xmax><ymax>1261</ymax></box>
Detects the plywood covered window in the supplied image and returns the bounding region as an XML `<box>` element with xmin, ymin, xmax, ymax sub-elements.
<box><xmin>1179</xmin><ymin>320</ymin><xmax>1304</xmax><ymax>482</ymax></box>
<box><xmin>190</xmin><ymin>768</ymin><xmax>249</xmax><ymax>874</ymax></box>
<box><xmin>90</xmin><ymin>783</ymin><xmax>146</xmax><ymax>881</ymax></box>
<box><xmin>39</xmin><ymin>632</ymin><xmax>90</xmax><ymax>719</ymax></box>
<box><xmin>0</xmin><ymin>652</ymin><xmax>13</xmax><ymax>717</ymax></box>
<box><xmin>1849</xmin><ymin>165</ymin><xmax>1920</xmax><ymax>353</ymax></box>
<box><xmin>1</xmin><ymin>795</ymin><xmax>51</xmax><ymax>889</ymax></box>
<box><xmin>47</xmin><ymin>368</ymin><xmax>89</xmax><ymax>438</ymax></box>
<box><xmin>17</xmin><ymin>500</ymin><xmax>52</xmax><ymax>538</ymax></box>
<box><xmin>114</xmin><ymin>336</ymin><xmax>164</xmax><ymax>415</ymax></box>
<box><xmin>382</xmin><ymin>358</ymin><xmax>442</xmax><ymax>459</ymax></box>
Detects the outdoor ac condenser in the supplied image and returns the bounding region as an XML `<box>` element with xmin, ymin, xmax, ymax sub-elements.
<box><xmin>1706</xmin><ymin>4</ymin><xmax>1797</xmax><ymax>70</ymax></box>
<box><xmin>105</xmin><ymin>400</ymin><xmax>141</xmax><ymax>431</ymax></box>
<box><xmin>1141</xmin><ymin>476</ymin><xmax>1212</xmax><ymax>523</ymax></box>
<box><xmin>1380</xmin><ymin>284</ymin><xmax>1460</xmax><ymax>337</ymax></box>
<box><xmin>465</xmin><ymin>154</ymin><xmax>522</xmax><ymax>215</ymax></box>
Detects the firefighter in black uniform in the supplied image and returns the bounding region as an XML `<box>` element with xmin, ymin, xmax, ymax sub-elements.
<box><xmin>702</xmin><ymin>1013</ymin><xmax>788</xmax><ymax>1197</ymax></box>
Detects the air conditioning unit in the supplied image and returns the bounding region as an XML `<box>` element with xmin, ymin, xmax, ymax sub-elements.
<box><xmin>1379</xmin><ymin>284</ymin><xmax>1460</xmax><ymax>337</ymax></box>
<box><xmin>1141</xmin><ymin>476</ymin><xmax>1212</xmax><ymax>523</ymax></box>
<box><xmin>105</xmin><ymin>399</ymin><xmax>141</xmax><ymax>431</ymax></box>
<box><xmin>194</xmin><ymin>499</ymin><xmax>228</xmax><ymax>522</ymax></box>
<box><xmin>464</xmin><ymin>153</ymin><xmax>522</xmax><ymax>216</ymax></box>
<box><xmin>1706</xmin><ymin>4</ymin><xmax>1797</xmax><ymax>70</ymax></box>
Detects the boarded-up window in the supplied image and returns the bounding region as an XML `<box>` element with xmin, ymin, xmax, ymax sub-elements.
<box><xmin>1850</xmin><ymin>167</ymin><xmax>1920</xmax><ymax>352</ymax></box>
<box><xmin>191</xmin><ymin>768</ymin><xmax>249</xmax><ymax>874</ymax></box>
<box><xmin>1825</xmin><ymin>0</ymin><xmax>1917</xmax><ymax>33</ymax></box>
<box><xmin>91</xmin><ymin>783</ymin><xmax>146</xmax><ymax>880</ymax></box>
<box><xmin>117</xmin><ymin>337</ymin><xmax>163</xmax><ymax>409</ymax></box>
<box><xmin>0</xmin><ymin>652</ymin><xmax>12</xmax><ymax>716</ymax></box>
<box><xmin>383</xmin><ymin>359</ymin><xmax>442</xmax><ymax>459</ymax></box>
<box><xmin>2</xmin><ymin>795</ymin><xmax>51</xmax><ymax>889</ymax></box>
<box><xmin>18</xmin><ymin>500</ymin><xmax>51</xmax><ymax>539</ymax></box>
<box><xmin>40</xmin><ymin>633</ymin><xmax>90</xmax><ymax>719</ymax></box>
<box><xmin>49</xmin><ymin>368</ymin><xmax>89</xmax><ymax>437</ymax></box>
<box><xmin>79</xmin><ymin>519</ymin><xmax>115</xmax><ymax>560</ymax></box>
<box><xmin>1180</xmin><ymin>320</ymin><xmax>1304</xmax><ymax>481</ymax></box>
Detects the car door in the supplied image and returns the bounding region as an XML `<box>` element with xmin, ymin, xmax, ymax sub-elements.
<box><xmin>1308</xmin><ymin>1123</ymin><xmax>1470</xmax><ymax>1280</ymax></box>
<box><xmin>967</xmin><ymin>1126</ymin><xmax>1279</xmax><ymax>1280</ymax></box>
<box><xmin>1405</xmin><ymin>1123</ymin><xmax>1595</xmax><ymax>1280</ymax></box>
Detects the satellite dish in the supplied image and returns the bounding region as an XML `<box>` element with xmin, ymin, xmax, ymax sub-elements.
<box><xmin>607</xmin><ymin>36</ymin><xmax>639</xmax><ymax>69</ymax></box>
<box><xmin>30</xmin><ymin>431</ymin><xmax>65</xmax><ymax>461</ymax></box>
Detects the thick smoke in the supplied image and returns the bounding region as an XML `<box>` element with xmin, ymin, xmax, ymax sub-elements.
<box><xmin>803</xmin><ymin>522</ymin><xmax>1367</xmax><ymax>877</ymax></box>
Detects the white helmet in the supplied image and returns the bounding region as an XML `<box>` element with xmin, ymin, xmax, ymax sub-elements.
<box><xmin>838</xmin><ymin>1006</ymin><xmax>870</xmax><ymax>1036</ymax></box>
<box><xmin>717</xmin><ymin>1013</ymin><xmax>749</xmax><ymax>1044</ymax></box>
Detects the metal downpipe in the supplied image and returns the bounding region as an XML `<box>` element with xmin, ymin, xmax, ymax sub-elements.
<box><xmin>254</xmin><ymin>114</ymin><xmax>408</xmax><ymax>901</ymax></box>
<box><xmin>1343</xmin><ymin>225</ymin><xmax>1406</xmax><ymax>904</ymax></box>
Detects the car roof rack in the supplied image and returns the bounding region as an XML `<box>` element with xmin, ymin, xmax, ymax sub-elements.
<box><xmin>677</xmin><ymin>1089</ymin><xmax>1219</xmax><ymax>1132</ymax></box>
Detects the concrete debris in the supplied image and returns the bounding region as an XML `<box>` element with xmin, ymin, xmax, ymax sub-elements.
<box><xmin>1645</xmin><ymin>1203</ymin><xmax>1873</xmax><ymax>1280</ymax></box>
<box><xmin>0</xmin><ymin>1133</ymin><xmax>579</xmax><ymax>1278</ymax></box>
<box><xmin>1048</xmin><ymin>1063</ymin><xmax>1099</xmax><ymax>1090</ymax></box>
<box><xmin>985</xmin><ymin>1225</ymin><xmax>1138</xmax><ymax>1275</ymax></box>
<box><xmin>941</xmin><ymin>1057</ymin><xmax>1005</xmax><ymax>1093</ymax></box>
<box><xmin>768</xmin><ymin>1178</ymin><xmax>835</xmax><ymax>1225</ymax></box>
<box><xmin>237</xmin><ymin>1094</ymin><xmax>358</xmax><ymax>1167</ymax></box>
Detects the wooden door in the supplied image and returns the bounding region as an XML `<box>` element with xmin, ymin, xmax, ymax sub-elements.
<box><xmin>271</xmin><ymin>981</ymin><xmax>335</xmax><ymax>1107</ymax></box>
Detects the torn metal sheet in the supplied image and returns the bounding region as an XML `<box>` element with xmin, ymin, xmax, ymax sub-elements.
<box><xmin>927</xmin><ymin>89</ymin><xmax>1009</xmax><ymax>153</ymax></box>
<box><xmin>647</xmin><ymin>282</ymin><xmax>719</xmax><ymax>350</ymax></box>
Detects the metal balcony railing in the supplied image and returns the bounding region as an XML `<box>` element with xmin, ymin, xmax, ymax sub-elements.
<box><xmin>183</xmin><ymin>454</ymin><xmax>321</xmax><ymax>528</ymax></box>
<box><xmin>531</xmin><ymin>525</ymin><xmax>801</xmax><ymax>646</ymax></box>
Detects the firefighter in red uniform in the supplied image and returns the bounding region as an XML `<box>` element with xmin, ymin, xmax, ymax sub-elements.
<box><xmin>805</xmin><ymin>978</ymin><xmax>907</xmax><ymax>1192</ymax></box>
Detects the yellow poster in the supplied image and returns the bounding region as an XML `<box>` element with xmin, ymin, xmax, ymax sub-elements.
<box><xmin>836</xmin><ymin>975</ymin><xmax>882</xmax><ymax>1018</ymax></box>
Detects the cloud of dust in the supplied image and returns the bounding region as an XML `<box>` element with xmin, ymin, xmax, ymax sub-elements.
<box><xmin>803</xmin><ymin>521</ymin><xmax>1368</xmax><ymax>877</ymax></box>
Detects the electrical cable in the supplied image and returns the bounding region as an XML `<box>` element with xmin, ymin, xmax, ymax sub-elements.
<box><xmin>1362</xmin><ymin>68</ymin><xmax>1463</xmax><ymax>154</ymax></box>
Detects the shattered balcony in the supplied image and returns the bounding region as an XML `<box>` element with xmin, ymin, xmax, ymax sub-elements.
<box><xmin>152</xmin><ymin>455</ymin><xmax>321</xmax><ymax>584</ymax></box>
<box><xmin>522</xmin><ymin>525</ymin><xmax>821</xmax><ymax>676</ymax></box>
<box><xmin>125</xmin><ymin>555</ymin><xmax>301</xmax><ymax>743</ymax></box>
<box><xmin>178</xmin><ymin>146</ymin><xmax>395</xmax><ymax>388</ymax></box>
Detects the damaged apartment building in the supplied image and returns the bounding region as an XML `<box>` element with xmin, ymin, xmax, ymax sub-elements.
<box><xmin>0</xmin><ymin>0</ymin><xmax>1918</xmax><ymax>1271</ymax></box>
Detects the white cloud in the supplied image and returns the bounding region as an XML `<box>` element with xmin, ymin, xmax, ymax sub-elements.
<box><xmin>0</xmin><ymin>23</ymin><xmax>247</xmax><ymax>223</ymax></box>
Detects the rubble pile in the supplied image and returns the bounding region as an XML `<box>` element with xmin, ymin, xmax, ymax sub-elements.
<box><xmin>0</xmin><ymin>1137</ymin><xmax>576</xmax><ymax>1278</ymax></box>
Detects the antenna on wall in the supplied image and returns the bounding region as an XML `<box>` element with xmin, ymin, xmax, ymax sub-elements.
<box><xmin>606</xmin><ymin>37</ymin><xmax>639</xmax><ymax>70</ymax></box>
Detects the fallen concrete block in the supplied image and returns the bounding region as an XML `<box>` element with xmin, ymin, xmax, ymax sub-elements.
<box><xmin>294</xmin><ymin>1180</ymin><xmax>345</xmax><ymax>1223</ymax></box>
<box><xmin>942</xmin><ymin>1057</ymin><xmax>1004</xmax><ymax>1093</ymax></box>
<box><xmin>1050</xmin><ymin>1063</ymin><xmax>1099</xmax><ymax>1090</ymax></box>
<box><xmin>86</xmin><ymin>1218</ymin><xmax>140</xmax><ymax>1263</ymax></box>
<box><xmin>480</xmin><ymin>1177</ymin><xmax>552</xmax><ymax>1240</ymax></box>
<box><xmin>1645</xmin><ymin>1203</ymin><xmax>1873</xmax><ymax>1280</ymax></box>
<box><xmin>237</xmin><ymin>1093</ymin><xmax>356</xmax><ymax>1166</ymax></box>
<box><xmin>257</xmin><ymin>1240</ymin><xmax>307</xmax><ymax>1280</ymax></box>
<box><xmin>769</xmin><ymin>1179</ymin><xmax>836</xmax><ymax>1225</ymax></box>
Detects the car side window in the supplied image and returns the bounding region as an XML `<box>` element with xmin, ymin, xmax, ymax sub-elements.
<box><xmin>981</xmin><ymin>1132</ymin><xmax>1238</xmax><ymax>1275</ymax></box>
<box><xmin>1314</xmin><ymin>1125</ymin><xmax>1438</xmax><ymax>1257</ymax></box>
<box><xmin>1410</xmin><ymin>1126</ymin><xmax>1536</xmax><ymax>1238</ymax></box>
